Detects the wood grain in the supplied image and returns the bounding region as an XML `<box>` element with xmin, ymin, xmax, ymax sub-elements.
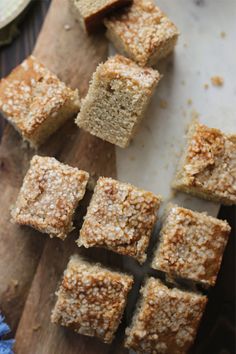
<box><xmin>13</xmin><ymin>0</ymin><xmax>128</xmax><ymax>353</ymax></box>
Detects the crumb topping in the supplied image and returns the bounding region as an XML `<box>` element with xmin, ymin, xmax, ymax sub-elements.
<box><xmin>125</xmin><ymin>278</ymin><xmax>207</xmax><ymax>354</ymax></box>
<box><xmin>11</xmin><ymin>155</ymin><xmax>89</xmax><ymax>239</ymax></box>
<box><xmin>0</xmin><ymin>56</ymin><xmax>80</xmax><ymax>138</ymax></box>
<box><xmin>211</xmin><ymin>76</ymin><xmax>224</xmax><ymax>86</ymax></box>
<box><xmin>77</xmin><ymin>177</ymin><xmax>161</xmax><ymax>263</ymax></box>
<box><xmin>99</xmin><ymin>55</ymin><xmax>161</xmax><ymax>90</ymax></box>
<box><xmin>152</xmin><ymin>205</ymin><xmax>231</xmax><ymax>285</ymax></box>
<box><xmin>105</xmin><ymin>0</ymin><xmax>179</xmax><ymax>66</ymax></box>
<box><xmin>183</xmin><ymin>121</ymin><xmax>236</xmax><ymax>203</ymax></box>
<box><xmin>51</xmin><ymin>255</ymin><xmax>133</xmax><ymax>343</ymax></box>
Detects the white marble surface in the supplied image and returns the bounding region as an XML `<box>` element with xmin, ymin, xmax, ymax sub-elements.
<box><xmin>109</xmin><ymin>3</ymin><xmax>235</xmax><ymax>350</ymax></box>
<box><xmin>112</xmin><ymin>0</ymin><xmax>236</xmax><ymax>218</ymax></box>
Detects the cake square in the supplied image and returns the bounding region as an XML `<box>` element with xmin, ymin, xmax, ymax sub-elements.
<box><xmin>70</xmin><ymin>0</ymin><xmax>132</xmax><ymax>33</ymax></box>
<box><xmin>0</xmin><ymin>55</ymin><xmax>80</xmax><ymax>147</ymax></box>
<box><xmin>104</xmin><ymin>0</ymin><xmax>179</xmax><ymax>67</ymax></box>
<box><xmin>125</xmin><ymin>277</ymin><xmax>207</xmax><ymax>354</ymax></box>
<box><xmin>152</xmin><ymin>205</ymin><xmax>231</xmax><ymax>286</ymax></box>
<box><xmin>51</xmin><ymin>255</ymin><xmax>133</xmax><ymax>343</ymax></box>
<box><xmin>172</xmin><ymin>120</ymin><xmax>236</xmax><ymax>205</ymax></box>
<box><xmin>11</xmin><ymin>155</ymin><xmax>89</xmax><ymax>240</ymax></box>
<box><xmin>77</xmin><ymin>177</ymin><xmax>161</xmax><ymax>263</ymax></box>
<box><xmin>76</xmin><ymin>55</ymin><xmax>161</xmax><ymax>148</ymax></box>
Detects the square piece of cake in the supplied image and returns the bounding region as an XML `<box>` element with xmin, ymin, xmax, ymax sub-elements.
<box><xmin>104</xmin><ymin>0</ymin><xmax>179</xmax><ymax>67</ymax></box>
<box><xmin>51</xmin><ymin>255</ymin><xmax>133</xmax><ymax>343</ymax></box>
<box><xmin>70</xmin><ymin>0</ymin><xmax>132</xmax><ymax>33</ymax></box>
<box><xmin>76</xmin><ymin>55</ymin><xmax>161</xmax><ymax>148</ymax></box>
<box><xmin>11</xmin><ymin>155</ymin><xmax>89</xmax><ymax>240</ymax></box>
<box><xmin>77</xmin><ymin>177</ymin><xmax>161</xmax><ymax>263</ymax></box>
<box><xmin>173</xmin><ymin>120</ymin><xmax>236</xmax><ymax>205</ymax></box>
<box><xmin>152</xmin><ymin>205</ymin><xmax>231</xmax><ymax>286</ymax></box>
<box><xmin>125</xmin><ymin>278</ymin><xmax>207</xmax><ymax>354</ymax></box>
<box><xmin>0</xmin><ymin>55</ymin><xmax>80</xmax><ymax>147</ymax></box>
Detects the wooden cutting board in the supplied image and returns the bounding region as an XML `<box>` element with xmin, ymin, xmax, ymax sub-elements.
<box><xmin>0</xmin><ymin>0</ymin><xmax>125</xmax><ymax>352</ymax></box>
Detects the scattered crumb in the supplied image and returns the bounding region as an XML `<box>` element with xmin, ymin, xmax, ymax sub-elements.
<box><xmin>12</xmin><ymin>279</ymin><xmax>19</xmax><ymax>288</ymax></box>
<box><xmin>107</xmin><ymin>152</ymin><xmax>112</xmax><ymax>159</ymax></box>
<box><xmin>204</xmin><ymin>83</ymin><xmax>209</xmax><ymax>90</ymax></box>
<box><xmin>184</xmin><ymin>43</ymin><xmax>188</xmax><ymax>48</ymax></box>
<box><xmin>159</xmin><ymin>99</ymin><xmax>168</xmax><ymax>109</ymax></box>
<box><xmin>130</xmin><ymin>156</ymin><xmax>135</xmax><ymax>161</ymax></box>
<box><xmin>191</xmin><ymin>110</ymin><xmax>200</xmax><ymax>120</ymax></box>
<box><xmin>32</xmin><ymin>324</ymin><xmax>41</xmax><ymax>331</ymax></box>
<box><xmin>211</xmin><ymin>76</ymin><xmax>224</xmax><ymax>87</ymax></box>
<box><xmin>64</xmin><ymin>24</ymin><xmax>71</xmax><ymax>31</ymax></box>
<box><xmin>181</xmin><ymin>80</ymin><xmax>186</xmax><ymax>86</ymax></box>
<box><xmin>220</xmin><ymin>31</ymin><xmax>226</xmax><ymax>38</ymax></box>
<box><xmin>187</xmin><ymin>99</ymin><xmax>193</xmax><ymax>106</ymax></box>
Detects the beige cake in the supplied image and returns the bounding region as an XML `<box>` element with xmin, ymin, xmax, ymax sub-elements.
<box><xmin>70</xmin><ymin>0</ymin><xmax>132</xmax><ymax>33</ymax></box>
<box><xmin>11</xmin><ymin>155</ymin><xmax>89</xmax><ymax>240</ymax></box>
<box><xmin>77</xmin><ymin>177</ymin><xmax>161</xmax><ymax>263</ymax></box>
<box><xmin>51</xmin><ymin>254</ymin><xmax>133</xmax><ymax>343</ymax></box>
<box><xmin>125</xmin><ymin>277</ymin><xmax>207</xmax><ymax>354</ymax></box>
<box><xmin>104</xmin><ymin>0</ymin><xmax>179</xmax><ymax>67</ymax></box>
<box><xmin>76</xmin><ymin>55</ymin><xmax>161</xmax><ymax>148</ymax></box>
<box><xmin>152</xmin><ymin>204</ymin><xmax>231</xmax><ymax>286</ymax></box>
<box><xmin>0</xmin><ymin>55</ymin><xmax>80</xmax><ymax>147</ymax></box>
<box><xmin>173</xmin><ymin>120</ymin><xmax>236</xmax><ymax>205</ymax></box>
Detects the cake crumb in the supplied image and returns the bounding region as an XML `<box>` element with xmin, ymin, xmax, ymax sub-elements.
<box><xmin>159</xmin><ymin>99</ymin><xmax>168</xmax><ymax>109</ymax></box>
<box><xmin>204</xmin><ymin>83</ymin><xmax>209</xmax><ymax>90</ymax></box>
<box><xmin>32</xmin><ymin>324</ymin><xmax>41</xmax><ymax>331</ymax></box>
<box><xmin>181</xmin><ymin>80</ymin><xmax>186</xmax><ymax>86</ymax></box>
<box><xmin>220</xmin><ymin>31</ymin><xmax>226</xmax><ymax>38</ymax></box>
<box><xmin>12</xmin><ymin>279</ymin><xmax>19</xmax><ymax>288</ymax></box>
<box><xmin>64</xmin><ymin>24</ymin><xmax>71</xmax><ymax>31</ymax></box>
<box><xmin>211</xmin><ymin>76</ymin><xmax>224</xmax><ymax>87</ymax></box>
<box><xmin>187</xmin><ymin>98</ymin><xmax>193</xmax><ymax>105</ymax></box>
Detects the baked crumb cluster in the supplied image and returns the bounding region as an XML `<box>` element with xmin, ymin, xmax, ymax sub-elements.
<box><xmin>70</xmin><ymin>0</ymin><xmax>132</xmax><ymax>33</ymax></box>
<box><xmin>77</xmin><ymin>177</ymin><xmax>161</xmax><ymax>263</ymax></box>
<box><xmin>11</xmin><ymin>155</ymin><xmax>89</xmax><ymax>239</ymax></box>
<box><xmin>173</xmin><ymin>120</ymin><xmax>236</xmax><ymax>205</ymax></box>
<box><xmin>76</xmin><ymin>55</ymin><xmax>161</xmax><ymax>148</ymax></box>
<box><xmin>125</xmin><ymin>278</ymin><xmax>207</xmax><ymax>354</ymax></box>
<box><xmin>51</xmin><ymin>255</ymin><xmax>133</xmax><ymax>343</ymax></box>
<box><xmin>104</xmin><ymin>0</ymin><xmax>179</xmax><ymax>67</ymax></box>
<box><xmin>152</xmin><ymin>205</ymin><xmax>231</xmax><ymax>286</ymax></box>
<box><xmin>0</xmin><ymin>55</ymin><xmax>80</xmax><ymax>147</ymax></box>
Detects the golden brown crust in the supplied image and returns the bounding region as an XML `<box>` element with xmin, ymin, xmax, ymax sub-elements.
<box><xmin>173</xmin><ymin>120</ymin><xmax>236</xmax><ymax>205</ymax></box>
<box><xmin>125</xmin><ymin>278</ymin><xmax>207</xmax><ymax>354</ymax></box>
<box><xmin>77</xmin><ymin>177</ymin><xmax>161</xmax><ymax>263</ymax></box>
<box><xmin>152</xmin><ymin>205</ymin><xmax>231</xmax><ymax>286</ymax></box>
<box><xmin>104</xmin><ymin>0</ymin><xmax>179</xmax><ymax>66</ymax></box>
<box><xmin>51</xmin><ymin>255</ymin><xmax>133</xmax><ymax>343</ymax></box>
<box><xmin>99</xmin><ymin>54</ymin><xmax>161</xmax><ymax>89</ymax></box>
<box><xmin>11</xmin><ymin>155</ymin><xmax>89</xmax><ymax>239</ymax></box>
<box><xmin>0</xmin><ymin>55</ymin><xmax>80</xmax><ymax>146</ymax></box>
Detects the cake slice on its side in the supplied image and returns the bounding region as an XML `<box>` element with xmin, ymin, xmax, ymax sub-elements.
<box><xmin>70</xmin><ymin>0</ymin><xmax>132</xmax><ymax>33</ymax></box>
<box><xmin>76</xmin><ymin>55</ymin><xmax>161</xmax><ymax>148</ymax></box>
